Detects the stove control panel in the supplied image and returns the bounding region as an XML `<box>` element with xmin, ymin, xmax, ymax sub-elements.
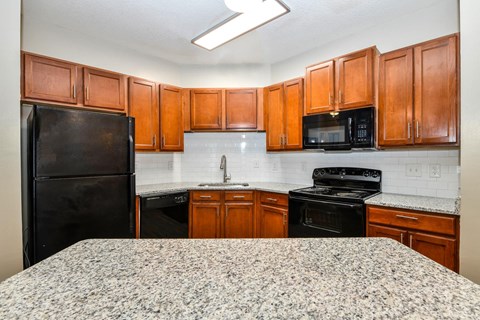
<box><xmin>312</xmin><ymin>167</ymin><xmax>381</xmax><ymax>183</ymax></box>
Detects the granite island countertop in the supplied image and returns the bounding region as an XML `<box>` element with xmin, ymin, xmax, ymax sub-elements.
<box><xmin>136</xmin><ymin>181</ymin><xmax>310</xmax><ymax>196</ymax></box>
<box><xmin>1</xmin><ymin>238</ymin><xmax>479</xmax><ymax>319</ymax></box>
<box><xmin>366</xmin><ymin>193</ymin><xmax>460</xmax><ymax>216</ymax></box>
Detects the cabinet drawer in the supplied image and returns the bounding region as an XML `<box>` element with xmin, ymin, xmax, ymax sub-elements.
<box><xmin>260</xmin><ymin>192</ymin><xmax>288</xmax><ymax>207</ymax></box>
<box><xmin>225</xmin><ymin>191</ymin><xmax>254</xmax><ymax>201</ymax></box>
<box><xmin>367</xmin><ymin>206</ymin><xmax>456</xmax><ymax>236</ymax></box>
<box><xmin>191</xmin><ymin>191</ymin><xmax>222</xmax><ymax>202</ymax></box>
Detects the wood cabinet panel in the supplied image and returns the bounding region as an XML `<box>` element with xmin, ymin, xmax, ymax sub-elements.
<box><xmin>337</xmin><ymin>48</ymin><xmax>374</xmax><ymax>110</ymax></box>
<box><xmin>24</xmin><ymin>54</ymin><xmax>78</xmax><ymax>104</ymax></box>
<box><xmin>225</xmin><ymin>191</ymin><xmax>254</xmax><ymax>202</ymax></box>
<box><xmin>128</xmin><ymin>77</ymin><xmax>159</xmax><ymax>151</ymax></box>
<box><xmin>258</xmin><ymin>204</ymin><xmax>287</xmax><ymax>238</ymax></box>
<box><xmin>191</xmin><ymin>191</ymin><xmax>222</xmax><ymax>202</ymax></box>
<box><xmin>190</xmin><ymin>89</ymin><xmax>223</xmax><ymax>130</ymax></box>
<box><xmin>265</xmin><ymin>84</ymin><xmax>284</xmax><ymax>151</ymax></box>
<box><xmin>283</xmin><ymin>78</ymin><xmax>303</xmax><ymax>150</ymax></box>
<box><xmin>378</xmin><ymin>48</ymin><xmax>414</xmax><ymax>146</ymax></box>
<box><xmin>410</xmin><ymin>232</ymin><xmax>456</xmax><ymax>271</ymax></box>
<box><xmin>368</xmin><ymin>224</ymin><xmax>407</xmax><ymax>245</ymax></box>
<box><xmin>190</xmin><ymin>203</ymin><xmax>221</xmax><ymax>238</ymax></box>
<box><xmin>260</xmin><ymin>192</ymin><xmax>288</xmax><ymax>207</ymax></box>
<box><xmin>225</xmin><ymin>89</ymin><xmax>257</xmax><ymax>129</ymax></box>
<box><xmin>414</xmin><ymin>35</ymin><xmax>458</xmax><ymax>144</ymax></box>
<box><xmin>84</xmin><ymin>67</ymin><xmax>126</xmax><ymax>111</ymax></box>
<box><xmin>224</xmin><ymin>203</ymin><xmax>254</xmax><ymax>238</ymax></box>
<box><xmin>160</xmin><ymin>85</ymin><xmax>184</xmax><ymax>151</ymax></box>
<box><xmin>305</xmin><ymin>60</ymin><xmax>335</xmax><ymax>114</ymax></box>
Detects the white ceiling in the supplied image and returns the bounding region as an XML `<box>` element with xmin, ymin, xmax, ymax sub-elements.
<box><xmin>22</xmin><ymin>0</ymin><xmax>445</xmax><ymax>65</ymax></box>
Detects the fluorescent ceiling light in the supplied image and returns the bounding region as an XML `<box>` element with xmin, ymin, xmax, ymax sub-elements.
<box><xmin>192</xmin><ymin>0</ymin><xmax>290</xmax><ymax>51</ymax></box>
<box><xmin>224</xmin><ymin>0</ymin><xmax>263</xmax><ymax>13</ymax></box>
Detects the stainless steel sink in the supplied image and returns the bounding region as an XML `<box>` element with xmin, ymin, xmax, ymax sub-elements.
<box><xmin>197</xmin><ymin>182</ymin><xmax>249</xmax><ymax>187</ymax></box>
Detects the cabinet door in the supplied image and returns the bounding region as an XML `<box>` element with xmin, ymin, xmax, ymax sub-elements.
<box><xmin>84</xmin><ymin>67</ymin><xmax>126</xmax><ymax>112</ymax></box>
<box><xmin>190</xmin><ymin>203</ymin><xmax>221</xmax><ymax>238</ymax></box>
<box><xmin>414</xmin><ymin>35</ymin><xmax>458</xmax><ymax>144</ymax></box>
<box><xmin>265</xmin><ymin>84</ymin><xmax>285</xmax><ymax>151</ymax></box>
<box><xmin>24</xmin><ymin>54</ymin><xmax>78</xmax><ymax>104</ymax></box>
<box><xmin>225</xmin><ymin>89</ymin><xmax>257</xmax><ymax>129</ymax></box>
<box><xmin>368</xmin><ymin>224</ymin><xmax>407</xmax><ymax>245</ymax></box>
<box><xmin>258</xmin><ymin>204</ymin><xmax>287</xmax><ymax>238</ymax></box>
<box><xmin>305</xmin><ymin>60</ymin><xmax>335</xmax><ymax>114</ymax></box>
<box><xmin>378</xmin><ymin>48</ymin><xmax>414</xmax><ymax>146</ymax></box>
<box><xmin>283</xmin><ymin>78</ymin><xmax>303</xmax><ymax>150</ymax></box>
<box><xmin>409</xmin><ymin>232</ymin><xmax>456</xmax><ymax>271</ymax></box>
<box><xmin>128</xmin><ymin>78</ymin><xmax>159</xmax><ymax>151</ymax></box>
<box><xmin>160</xmin><ymin>85</ymin><xmax>184</xmax><ymax>151</ymax></box>
<box><xmin>224</xmin><ymin>203</ymin><xmax>254</xmax><ymax>238</ymax></box>
<box><xmin>190</xmin><ymin>89</ymin><xmax>223</xmax><ymax>130</ymax></box>
<box><xmin>337</xmin><ymin>48</ymin><xmax>374</xmax><ymax>110</ymax></box>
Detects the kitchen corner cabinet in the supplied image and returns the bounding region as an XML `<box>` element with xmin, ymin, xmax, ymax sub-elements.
<box><xmin>305</xmin><ymin>47</ymin><xmax>375</xmax><ymax>115</ymax></box>
<box><xmin>160</xmin><ymin>85</ymin><xmax>184</xmax><ymax>151</ymax></box>
<box><xmin>83</xmin><ymin>67</ymin><xmax>127</xmax><ymax>112</ymax></box>
<box><xmin>190</xmin><ymin>89</ymin><xmax>223</xmax><ymax>130</ymax></box>
<box><xmin>190</xmin><ymin>191</ymin><xmax>254</xmax><ymax>238</ymax></box>
<box><xmin>225</xmin><ymin>89</ymin><xmax>257</xmax><ymax>129</ymax></box>
<box><xmin>265</xmin><ymin>78</ymin><xmax>303</xmax><ymax>151</ymax></box>
<box><xmin>256</xmin><ymin>192</ymin><xmax>288</xmax><ymax>238</ymax></box>
<box><xmin>378</xmin><ymin>34</ymin><xmax>458</xmax><ymax>147</ymax></box>
<box><xmin>128</xmin><ymin>77</ymin><xmax>159</xmax><ymax>151</ymax></box>
<box><xmin>367</xmin><ymin>205</ymin><xmax>459</xmax><ymax>272</ymax></box>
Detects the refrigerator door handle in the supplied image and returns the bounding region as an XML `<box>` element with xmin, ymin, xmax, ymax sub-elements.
<box><xmin>128</xmin><ymin>117</ymin><xmax>135</xmax><ymax>174</ymax></box>
<box><xmin>129</xmin><ymin>174</ymin><xmax>136</xmax><ymax>237</ymax></box>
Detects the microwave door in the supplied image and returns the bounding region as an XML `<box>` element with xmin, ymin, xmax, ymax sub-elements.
<box><xmin>303</xmin><ymin>116</ymin><xmax>351</xmax><ymax>149</ymax></box>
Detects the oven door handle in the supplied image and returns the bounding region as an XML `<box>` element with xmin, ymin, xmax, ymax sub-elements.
<box><xmin>348</xmin><ymin>117</ymin><xmax>353</xmax><ymax>144</ymax></box>
<box><xmin>289</xmin><ymin>196</ymin><xmax>363</xmax><ymax>209</ymax></box>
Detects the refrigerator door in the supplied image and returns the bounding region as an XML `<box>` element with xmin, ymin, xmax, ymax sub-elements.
<box><xmin>32</xmin><ymin>105</ymin><xmax>134</xmax><ymax>177</ymax></box>
<box><xmin>32</xmin><ymin>175</ymin><xmax>135</xmax><ymax>264</ymax></box>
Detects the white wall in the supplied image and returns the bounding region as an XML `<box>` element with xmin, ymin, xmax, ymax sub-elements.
<box><xmin>0</xmin><ymin>0</ymin><xmax>23</xmax><ymax>281</ymax></box>
<box><xmin>22</xmin><ymin>17</ymin><xmax>181</xmax><ymax>85</ymax></box>
<box><xmin>459</xmin><ymin>0</ymin><xmax>480</xmax><ymax>284</ymax></box>
<box><xmin>271</xmin><ymin>0</ymin><xmax>459</xmax><ymax>82</ymax></box>
<box><xmin>136</xmin><ymin>133</ymin><xmax>460</xmax><ymax>199</ymax></box>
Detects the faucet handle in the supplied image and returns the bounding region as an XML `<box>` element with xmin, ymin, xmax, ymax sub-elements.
<box><xmin>226</xmin><ymin>174</ymin><xmax>232</xmax><ymax>182</ymax></box>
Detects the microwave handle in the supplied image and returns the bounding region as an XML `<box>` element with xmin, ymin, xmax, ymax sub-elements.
<box><xmin>348</xmin><ymin>117</ymin><xmax>353</xmax><ymax>143</ymax></box>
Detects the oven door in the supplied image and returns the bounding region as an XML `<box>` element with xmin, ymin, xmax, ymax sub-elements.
<box><xmin>288</xmin><ymin>196</ymin><xmax>365</xmax><ymax>238</ymax></box>
<box><xmin>303</xmin><ymin>113</ymin><xmax>353</xmax><ymax>150</ymax></box>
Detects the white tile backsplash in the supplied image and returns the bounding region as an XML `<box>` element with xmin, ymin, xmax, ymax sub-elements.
<box><xmin>136</xmin><ymin>132</ymin><xmax>460</xmax><ymax>198</ymax></box>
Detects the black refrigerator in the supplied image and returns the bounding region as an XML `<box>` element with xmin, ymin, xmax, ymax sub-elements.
<box><xmin>22</xmin><ymin>105</ymin><xmax>135</xmax><ymax>267</ymax></box>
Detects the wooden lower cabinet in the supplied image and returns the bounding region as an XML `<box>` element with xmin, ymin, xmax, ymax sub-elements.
<box><xmin>367</xmin><ymin>205</ymin><xmax>459</xmax><ymax>272</ymax></box>
<box><xmin>224</xmin><ymin>203</ymin><xmax>254</xmax><ymax>238</ymax></box>
<box><xmin>257</xmin><ymin>204</ymin><xmax>287</xmax><ymax>238</ymax></box>
<box><xmin>190</xmin><ymin>202</ymin><xmax>221</xmax><ymax>238</ymax></box>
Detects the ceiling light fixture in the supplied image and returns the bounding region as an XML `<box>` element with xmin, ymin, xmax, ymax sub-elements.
<box><xmin>192</xmin><ymin>0</ymin><xmax>290</xmax><ymax>51</ymax></box>
<box><xmin>224</xmin><ymin>0</ymin><xmax>263</xmax><ymax>13</ymax></box>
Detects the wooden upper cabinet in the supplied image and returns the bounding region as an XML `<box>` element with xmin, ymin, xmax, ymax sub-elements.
<box><xmin>160</xmin><ymin>85</ymin><xmax>184</xmax><ymax>151</ymax></box>
<box><xmin>265</xmin><ymin>84</ymin><xmax>284</xmax><ymax>151</ymax></box>
<box><xmin>378</xmin><ymin>48</ymin><xmax>414</xmax><ymax>146</ymax></box>
<box><xmin>414</xmin><ymin>35</ymin><xmax>458</xmax><ymax>145</ymax></box>
<box><xmin>283</xmin><ymin>78</ymin><xmax>303</xmax><ymax>150</ymax></box>
<box><xmin>190</xmin><ymin>89</ymin><xmax>223</xmax><ymax>130</ymax></box>
<box><xmin>24</xmin><ymin>54</ymin><xmax>78</xmax><ymax>104</ymax></box>
<box><xmin>84</xmin><ymin>67</ymin><xmax>127</xmax><ymax>112</ymax></box>
<box><xmin>225</xmin><ymin>89</ymin><xmax>257</xmax><ymax>129</ymax></box>
<box><xmin>337</xmin><ymin>48</ymin><xmax>374</xmax><ymax>110</ymax></box>
<box><xmin>305</xmin><ymin>60</ymin><xmax>335</xmax><ymax>114</ymax></box>
<box><xmin>128</xmin><ymin>77</ymin><xmax>159</xmax><ymax>151</ymax></box>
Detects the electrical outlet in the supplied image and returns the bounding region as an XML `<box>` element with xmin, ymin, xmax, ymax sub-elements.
<box><xmin>253</xmin><ymin>160</ymin><xmax>260</xmax><ymax>168</ymax></box>
<box><xmin>272</xmin><ymin>160</ymin><xmax>280</xmax><ymax>172</ymax></box>
<box><xmin>167</xmin><ymin>161</ymin><xmax>174</xmax><ymax>170</ymax></box>
<box><xmin>429</xmin><ymin>164</ymin><xmax>441</xmax><ymax>178</ymax></box>
<box><xmin>406</xmin><ymin>164</ymin><xmax>422</xmax><ymax>177</ymax></box>
<box><xmin>301</xmin><ymin>162</ymin><xmax>307</xmax><ymax>172</ymax></box>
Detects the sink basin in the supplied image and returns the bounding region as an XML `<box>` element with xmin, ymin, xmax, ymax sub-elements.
<box><xmin>197</xmin><ymin>182</ymin><xmax>249</xmax><ymax>187</ymax></box>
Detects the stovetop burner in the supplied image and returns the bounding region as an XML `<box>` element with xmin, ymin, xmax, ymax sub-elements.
<box><xmin>292</xmin><ymin>186</ymin><xmax>376</xmax><ymax>200</ymax></box>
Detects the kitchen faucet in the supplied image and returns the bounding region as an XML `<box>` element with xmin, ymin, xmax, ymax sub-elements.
<box><xmin>220</xmin><ymin>155</ymin><xmax>231</xmax><ymax>183</ymax></box>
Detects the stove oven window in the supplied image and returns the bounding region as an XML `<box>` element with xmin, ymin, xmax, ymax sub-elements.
<box><xmin>304</xmin><ymin>206</ymin><xmax>342</xmax><ymax>234</ymax></box>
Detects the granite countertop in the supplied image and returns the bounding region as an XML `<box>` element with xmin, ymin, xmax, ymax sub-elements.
<box><xmin>1</xmin><ymin>238</ymin><xmax>479</xmax><ymax>319</ymax></box>
<box><xmin>136</xmin><ymin>182</ymin><xmax>310</xmax><ymax>196</ymax></box>
<box><xmin>366</xmin><ymin>193</ymin><xmax>460</xmax><ymax>216</ymax></box>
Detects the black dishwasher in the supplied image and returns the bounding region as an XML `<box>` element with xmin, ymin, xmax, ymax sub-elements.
<box><xmin>140</xmin><ymin>191</ymin><xmax>189</xmax><ymax>238</ymax></box>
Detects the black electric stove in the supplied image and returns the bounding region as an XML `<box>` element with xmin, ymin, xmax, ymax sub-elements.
<box><xmin>289</xmin><ymin>167</ymin><xmax>381</xmax><ymax>238</ymax></box>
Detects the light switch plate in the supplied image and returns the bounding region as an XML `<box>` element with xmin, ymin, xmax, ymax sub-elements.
<box><xmin>253</xmin><ymin>160</ymin><xmax>260</xmax><ymax>168</ymax></box>
<box><xmin>167</xmin><ymin>161</ymin><xmax>174</xmax><ymax>170</ymax></box>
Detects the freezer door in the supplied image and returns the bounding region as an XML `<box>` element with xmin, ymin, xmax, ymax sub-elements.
<box><xmin>32</xmin><ymin>175</ymin><xmax>135</xmax><ymax>264</ymax></box>
<box><xmin>32</xmin><ymin>105</ymin><xmax>134</xmax><ymax>177</ymax></box>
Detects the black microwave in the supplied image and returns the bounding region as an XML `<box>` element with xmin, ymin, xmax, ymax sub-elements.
<box><xmin>303</xmin><ymin>107</ymin><xmax>375</xmax><ymax>150</ymax></box>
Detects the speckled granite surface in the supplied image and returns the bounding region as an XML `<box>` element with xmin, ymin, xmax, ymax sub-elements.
<box><xmin>136</xmin><ymin>182</ymin><xmax>310</xmax><ymax>196</ymax></box>
<box><xmin>1</xmin><ymin>238</ymin><xmax>479</xmax><ymax>319</ymax></box>
<box><xmin>366</xmin><ymin>193</ymin><xmax>460</xmax><ymax>216</ymax></box>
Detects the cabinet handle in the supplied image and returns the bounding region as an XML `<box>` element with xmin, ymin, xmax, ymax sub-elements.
<box><xmin>400</xmin><ymin>233</ymin><xmax>404</xmax><ymax>244</ymax></box>
<box><xmin>218</xmin><ymin>115</ymin><xmax>221</xmax><ymax>126</ymax></box>
<box><xmin>416</xmin><ymin>121</ymin><xmax>420</xmax><ymax>138</ymax></box>
<box><xmin>283</xmin><ymin>213</ymin><xmax>287</xmax><ymax>225</ymax></box>
<box><xmin>73</xmin><ymin>84</ymin><xmax>76</xmax><ymax>99</ymax></box>
<box><xmin>409</xmin><ymin>234</ymin><xmax>413</xmax><ymax>248</ymax></box>
<box><xmin>329</xmin><ymin>94</ymin><xmax>333</xmax><ymax>106</ymax></box>
<box><xmin>407</xmin><ymin>123</ymin><xmax>411</xmax><ymax>139</ymax></box>
<box><xmin>266</xmin><ymin>198</ymin><xmax>278</xmax><ymax>202</ymax></box>
<box><xmin>339</xmin><ymin>90</ymin><xmax>343</xmax><ymax>104</ymax></box>
<box><xmin>153</xmin><ymin>135</ymin><xmax>157</xmax><ymax>147</ymax></box>
<box><xmin>86</xmin><ymin>86</ymin><xmax>90</xmax><ymax>100</ymax></box>
<box><xmin>396</xmin><ymin>214</ymin><xmax>418</xmax><ymax>221</ymax></box>
<box><xmin>162</xmin><ymin>136</ymin><xmax>165</xmax><ymax>148</ymax></box>
<box><xmin>233</xmin><ymin>196</ymin><xmax>245</xmax><ymax>199</ymax></box>
<box><xmin>284</xmin><ymin>135</ymin><xmax>288</xmax><ymax>146</ymax></box>
<box><xmin>199</xmin><ymin>195</ymin><xmax>212</xmax><ymax>199</ymax></box>
<box><xmin>280</xmin><ymin>136</ymin><xmax>283</xmax><ymax>146</ymax></box>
